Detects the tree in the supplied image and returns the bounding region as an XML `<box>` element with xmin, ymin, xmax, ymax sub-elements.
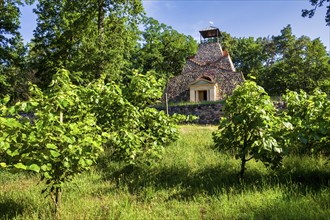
<box><xmin>228</xmin><ymin>37</ymin><xmax>266</xmax><ymax>79</ymax></box>
<box><xmin>30</xmin><ymin>0</ymin><xmax>144</xmax><ymax>89</ymax></box>
<box><xmin>90</xmin><ymin>70</ymin><xmax>179</xmax><ymax>166</ymax></box>
<box><xmin>1</xmin><ymin>2</ymin><xmax>184</xmax><ymax>215</ymax></box>
<box><xmin>26</xmin><ymin>0</ymin><xmax>181</xmax><ymax>170</ymax></box>
<box><xmin>283</xmin><ymin>89</ymin><xmax>330</xmax><ymax>155</ymax></box>
<box><xmin>302</xmin><ymin>0</ymin><xmax>330</xmax><ymax>26</ymax></box>
<box><xmin>0</xmin><ymin>68</ymin><xmax>181</xmax><ymax>214</ymax></box>
<box><xmin>213</xmin><ymin>81</ymin><xmax>285</xmax><ymax>178</ymax></box>
<box><xmin>224</xmin><ymin>25</ymin><xmax>330</xmax><ymax>95</ymax></box>
<box><xmin>0</xmin><ymin>69</ymin><xmax>104</xmax><ymax>215</ymax></box>
<box><xmin>0</xmin><ymin>0</ymin><xmax>33</xmax><ymax>101</ymax></box>
<box><xmin>133</xmin><ymin>17</ymin><xmax>198</xmax><ymax>80</ymax></box>
<box><xmin>279</xmin><ymin>37</ymin><xmax>328</xmax><ymax>94</ymax></box>
<box><xmin>258</xmin><ymin>26</ymin><xmax>330</xmax><ymax>95</ymax></box>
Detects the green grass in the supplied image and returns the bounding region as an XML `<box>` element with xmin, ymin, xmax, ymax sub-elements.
<box><xmin>153</xmin><ymin>100</ymin><xmax>225</xmax><ymax>108</ymax></box>
<box><xmin>1</xmin><ymin>125</ymin><xmax>330</xmax><ymax>219</ymax></box>
<box><xmin>168</xmin><ymin>100</ymin><xmax>225</xmax><ymax>106</ymax></box>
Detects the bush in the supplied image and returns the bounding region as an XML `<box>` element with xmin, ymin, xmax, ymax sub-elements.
<box><xmin>283</xmin><ymin>89</ymin><xmax>330</xmax><ymax>155</ymax></box>
<box><xmin>213</xmin><ymin>81</ymin><xmax>286</xmax><ymax>178</ymax></box>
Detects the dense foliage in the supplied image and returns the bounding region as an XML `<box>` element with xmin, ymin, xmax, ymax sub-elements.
<box><xmin>213</xmin><ymin>80</ymin><xmax>330</xmax><ymax>177</ymax></box>
<box><xmin>90</xmin><ymin>71</ymin><xmax>180</xmax><ymax>165</ymax></box>
<box><xmin>29</xmin><ymin>0</ymin><xmax>143</xmax><ymax>89</ymax></box>
<box><xmin>213</xmin><ymin>81</ymin><xmax>286</xmax><ymax>178</ymax></box>
<box><xmin>132</xmin><ymin>17</ymin><xmax>198</xmax><ymax>80</ymax></box>
<box><xmin>283</xmin><ymin>89</ymin><xmax>330</xmax><ymax>155</ymax></box>
<box><xmin>223</xmin><ymin>25</ymin><xmax>330</xmax><ymax>95</ymax></box>
<box><xmin>0</xmin><ymin>1</ymin><xmax>186</xmax><ymax>213</ymax></box>
<box><xmin>0</xmin><ymin>2</ymin><xmax>186</xmax><ymax>202</ymax></box>
<box><xmin>0</xmin><ymin>69</ymin><xmax>104</xmax><ymax>213</ymax></box>
<box><xmin>0</xmin><ymin>0</ymin><xmax>34</xmax><ymax>101</ymax></box>
<box><xmin>0</xmin><ymin>68</ymin><xmax>181</xmax><ymax>214</ymax></box>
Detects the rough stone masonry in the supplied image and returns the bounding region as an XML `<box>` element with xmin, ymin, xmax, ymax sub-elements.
<box><xmin>164</xmin><ymin>26</ymin><xmax>244</xmax><ymax>103</ymax></box>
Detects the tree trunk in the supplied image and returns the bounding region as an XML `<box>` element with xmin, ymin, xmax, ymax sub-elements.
<box><xmin>54</xmin><ymin>187</ymin><xmax>62</xmax><ymax>219</ymax></box>
<box><xmin>239</xmin><ymin>155</ymin><xmax>246</xmax><ymax>179</ymax></box>
<box><xmin>240</xmin><ymin>132</ymin><xmax>248</xmax><ymax>179</ymax></box>
<box><xmin>97</xmin><ymin>0</ymin><xmax>105</xmax><ymax>37</ymax></box>
<box><xmin>97</xmin><ymin>0</ymin><xmax>105</xmax><ymax>78</ymax></box>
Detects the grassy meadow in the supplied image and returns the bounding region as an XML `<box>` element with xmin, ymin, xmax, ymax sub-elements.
<box><xmin>1</xmin><ymin>125</ymin><xmax>330</xmax><ymax>219</ymax></box>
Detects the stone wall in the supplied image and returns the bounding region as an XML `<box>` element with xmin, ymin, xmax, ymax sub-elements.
<box><xmin>156</xmin><ymin>101</ymin><xmax>286</xmax><ymax>125</ymax></box>
<box><xmin>156</xmin><ymin>102</ymin><xmax>224</xmax><ymax>125</ymax></box>
<box><xmin>165</xmin><ymin>64</ymin><xmax>244</xmax><ymax>103</ymax></box>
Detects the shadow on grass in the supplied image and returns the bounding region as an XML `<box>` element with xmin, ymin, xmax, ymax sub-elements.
<box><xmin>0</xmin><ymin>199</ymin><xmax>24</xmax><ymax>220</ymax></box>
<box><xmin>275</xmin><ymin>165</ymin><xmax>330</xmax><ymax>193</ymax></box>
<box><xmin>99</xmin><ymin>162</ymin><xmax>266</xmax><ymax>198</ymax></box>
<box><xmin>98</xmin><ymin>158</ymin><xmax>330</xmax><ymax>202</ymax></box>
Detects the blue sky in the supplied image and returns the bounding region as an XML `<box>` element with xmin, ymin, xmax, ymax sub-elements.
<box><xmin>20</xmin><ymin>1</ymin><xmax>329</xmax><ymax>50</ymax></box>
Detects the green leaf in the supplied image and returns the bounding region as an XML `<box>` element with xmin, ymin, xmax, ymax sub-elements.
<box><xmin>44</xmin><ymin>172</ymin><xmax>52</xmax><ymax>179</ymax></box>
<box><xmin>14</xmin><ymin>163</ymin><xmax>26</xmax><ymax>170</ymax></box>
<box><xmin>61</xmin><ymin>99</ymin><xmax>69</xmax><ymax>107</ymax></box>
<box><xmin>101</xmin><ymin>132</ymin><xmax>111</xmax><ymax>139</ymax></box>
<box><xmin>21</xmin><ymin>102</ymin><xmax>27</xmax><ymax>111</ymax></box>
<box><xmin>41</xmin><ymin>164</ymin><xmax>50</xmax><ymax>171</ymax></box>
<box><xmin>3</xmin><ymin>96</ymin><xmax>10</xmax><ymax>104</ymax></box>
<box><xmin>7</xmin><ymin>149</ymin><xmax>19</xmax><ymax>157</ymax></box>
<box><xmin>46</xmin><ymin>144</ymin><xmax>58</xmax><ymax>150</ymax></box>
<box><xmin>78</xmin><ymin>158</ymin><xmax>86</xmax><ymax>167</ymax></box>
<box><xmin>28</xmin><ymin>164</ymin><xmax>40</xmax><ymax>172</ymax></box>
<box><xmin>30</xmin><ymin>101</ymin><xmax>39</xmax><ymax>107</ymax></box>
<box><xmin>283</xmin><ymin>122</ymin><xmax>293</xmax><ymax>130</ymax></box>
<box><xmin>63</xmin><ymin>161</ymin><xmax>70</xmax><ymax>168</ymax></box>
<box><xmin>273</xmin><ymin>147</ymin><xmax>282</xmax><ymax>153</ymax></box>
<box><xmin>0</xmin><ymin>162</ymin><xmax>7</xmax><ymax>168</ymax></box>
<box><xmin>2</xmin><ymin>142</ymin><xmax>10</xmax><ymax>151</ymax></box>
<box><xmin>85</xmin><ymin>159</ymin><xmax>93</xmax><ymax>166</ymax></box>
<box><xmin>50</xmin><ymin>150</ymin><xmax>61</xmax><ymax>158</ymax></box>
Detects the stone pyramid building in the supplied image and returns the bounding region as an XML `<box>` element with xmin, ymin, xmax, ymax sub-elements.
<box><xmin>166</xmin><ymin>26</ymin><xmax>244</xmax><ymax>103</ymax></box>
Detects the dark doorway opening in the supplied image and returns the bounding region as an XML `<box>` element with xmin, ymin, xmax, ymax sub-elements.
<box><xmin>198</xmin><ymin>90</ymin><xmax>208</xmax><ymax>101</ymax></box>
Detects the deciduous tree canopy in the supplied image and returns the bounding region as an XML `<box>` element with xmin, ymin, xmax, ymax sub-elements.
<box><xmin>132</xmin><ymin>17</ymin><xmax>198</xmax><ymax>80</ymax></box>
<box><xmin>0</xmin><ymin>0</ymin><xmax>33</xmax><ymax>101</ymax></box>
<box><xmin>30</xmin><ymin>0</ymin><xmax>144</xmax><ymax>89</ymax></box>
<box><xmin>224</xmin><ymin>25</ymin><xmax>330</xmax><ymax>95</ymax></box>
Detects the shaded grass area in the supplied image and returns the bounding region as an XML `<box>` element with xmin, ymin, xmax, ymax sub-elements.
<box><xmin>1</xmin><ymin>125</ymin><xmax>330</xmax><ymax>219</ymax></box>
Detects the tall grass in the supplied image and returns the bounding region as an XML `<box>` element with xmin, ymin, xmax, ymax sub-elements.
<box><xmin>1</xmin><ymin>125</ymin><xmax>330</xmax><ymax>219</ymax></box>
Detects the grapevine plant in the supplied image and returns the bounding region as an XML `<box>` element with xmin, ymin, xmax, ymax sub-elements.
<box><xmin>0</xmin><ymin>69</ymin><xmax>104</xmax><ymax>214</ymax></box>
<box><xmin>213</xmin><ymin>81</ymin><xmax>288</xmax><ymax>178</ymax></box>
<box><xmin>283</xmin><ymin>89</ymin><xmax>330</xmax><ymax>155</ymax></box>
<box><xmin>91</xmin><ymin>71</ymin><xmax>180</xmax><ymax>165</ymax></box>
<box><xmin>0</xmin><ymin>69</ymin><xmax>181</xmax><ymax>214</ymax></box>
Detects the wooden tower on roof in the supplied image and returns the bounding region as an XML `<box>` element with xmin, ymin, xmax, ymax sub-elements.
<box><xmin>199</xmin><ymin>26</ymin><xmax>221</xmax><ymax>43</ymax></box>
<box><xmin>165</xmin><ymin>26</ymin><xmax>244</xmax><ymax>103</ymax></box>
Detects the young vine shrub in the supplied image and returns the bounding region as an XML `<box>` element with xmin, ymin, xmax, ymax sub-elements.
<box><xmin>0</xmin><ymin>69</ymin><xmax>104</xmax><ymax>213</ymax></box>
<box><xmin>0</xmin><ymin>96</ymin><xmax>31</xmax><ymax>169</ymax></box>
<box><xmin>283</xmin><ymin>89</ymin><xmax>330</xmax><ymax>155</ymax></box>
<box><xmin>90</xmin><ymin>70</ymin><xmax>179</xmax><ymax>166</ymax></box>
<box><xmin>213</xmin><ymin>81</ymin><xmax>285</xmax><ymax>178</ymax></box>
